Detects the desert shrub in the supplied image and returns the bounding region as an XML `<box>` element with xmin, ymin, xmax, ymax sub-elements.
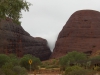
<box><xmin>66</xmin><ymin>69</ymin><xmax>96</xmax><ymax>75</ymax></box>
<box><xmin>2</xmin><ymin>69</ymin><xmax>16</xmax><ymax>75</ymax></box>
<box><xmin>13</xmin><ymin>66</ymin><xmax>28</xmax><ymax>75</ymax></box>
<box><xmin>2</xmin><ymin>60</ymin><xmax>28</xmax><ymax>75</ymax></box>
<box><xmin>8</xmin><ymin>54</ymin><xmax>20</xmax><ymax>66</ymax></box>
<box><xmin>65</xmin><ymin>65</ymin><xmax>82</xmax><ymax>74</ymax></box>
<box><xmin>20</xmin><ymin>54</ymin><xmax>41</xmax><ymax>70</ymax></box>
<box><xmin>64</xmin><ymin>66</ymin><xmax>96</xmax><ymax>75</ymax></box>
<box><xmin>2</xmin><ymin>62</ymin><xmax>14</xmax><ymax>70</ymax></box>
<box><xmin>59</xmin><ymin>51</ymin><xmax>87</xmax><ymax>70</ymax></box>
<box><xmin>1</xmin><ymin>62</ymin><xmax>15</xmax><ymax>75</ymax></box>
<box><xmin>0</xmin><ymin>54</ymin><xmax>10</xmax><ymax>67</ymax></box>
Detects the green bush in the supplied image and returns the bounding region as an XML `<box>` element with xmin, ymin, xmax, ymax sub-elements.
<box><xmin>3</xmin><ymin>68</ymin><xmax>16</xmax><ymax>75</ymax></box>
<box><xmin>0</xmin><ymin>54</ymin><xmax>10</xmax><ymax>67</ymax></box>
<box><xmin>1</xmin><ymin>55</ymin><xmax>28</xmax><ymax>75</ymax></box>
<box><xmin>8</xmin><ymin>54</ymin><xmax>20</xmax><ymax>66</ymax></box>
<box><xmin>67</xmin><ymin>69</ymin><xmax>96</xmax><ymax>75</ymax></box>
<box><xmin>13</xmin><ymin>66</ymin><xmax>28</xmax><ymax>75</ymax></box>
<box><xmin>65</xmin><ymin>65</ymin><xmax>82</xmax><ymax>74</ymax></box>
<box><xmin>59</xmin><ymin>51</ymin><xmax>87</xmax><ymax>70</ymax></box>
<box><xmin>2</xmin><ymin>62</ymin><xmax>14</xmax><ymax>70</ymax></box>
<box><xmin>20</xmin><ymin>54</ymin><xmax>41</xmax><ymax>70</ymax></box>
<box><xmin>64</xmin><ymin>66</ymin><xmax>96</xmax><ymax>75</ymax></box>
<box><xmin>1</xmin><ymin>62</ymin><xmax>16</xmax><ymax>75</ymax></box>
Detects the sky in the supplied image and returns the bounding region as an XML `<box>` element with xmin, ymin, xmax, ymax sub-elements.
<box><xmin>20</xmin><ymin>0</ymin><xmax>100</xmax><ymax>51</ymax></box>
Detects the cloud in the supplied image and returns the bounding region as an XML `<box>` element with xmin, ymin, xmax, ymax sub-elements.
<box><xmin>35</xmin><ymin>32</ymin><xmax>58</xmax><ymax>51</ymax></box>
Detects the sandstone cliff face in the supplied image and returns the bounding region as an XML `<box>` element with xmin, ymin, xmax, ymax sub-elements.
<box><xmin>51</xmin><ymin>10</ymin><xmax>100</xmax><ymax>58</ymax></box>
<box><xmin>0</xmin><ymin>18</ymin><xmax>51</xmax><ymax>60</ymax></box>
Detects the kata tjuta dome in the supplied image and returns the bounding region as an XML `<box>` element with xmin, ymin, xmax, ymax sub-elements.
<box><xmin>51</xmin><ymin>10</ymin><xmax>100</xmax><ymax>58</ymax></box>
<box><xmin>0</xmin><ymin>18</ymin><xmax>51</xmax><ymax>61</ymax></box>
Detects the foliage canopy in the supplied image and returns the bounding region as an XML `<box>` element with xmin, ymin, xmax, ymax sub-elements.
<box><xmin>20</xmin><ymin>54</ymin><xmax>41</xmax><ymax>70</ymax></box>
<box><xmin>65</xmin><ymin>66</ymin><xmax>96</xmax><ymax>75</ymax></box>
<box><xmin>0</xmin><ymin>0</ymin><xmax>31</xmax><ymax>24</ymax></box>
<box><xmin>59</xmin><ymin>51</ymin><xmax>87</xmax><ymax>70</ymax></box>
<box><xmin>0</xmin><ymin>54</ymin><xmax>10</xmax><ymax>67</ymax></box>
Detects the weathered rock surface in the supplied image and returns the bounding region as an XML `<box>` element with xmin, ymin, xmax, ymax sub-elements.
<box><xmin>51</xmin><ymin>10</ymin><xmax>100</xmax><ymax>58</ymax></box>
<box><xmin>0</xmin><ymin>18</ymin><xmax>51</xmax><ymax>60</ymax></box>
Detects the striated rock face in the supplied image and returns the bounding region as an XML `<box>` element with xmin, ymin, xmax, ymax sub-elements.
<box><xmin>51</xmin><ymin>10</ymin><xmax>100</xmax><ymax>58</ymax></box>
<box><xmin>0</xmin><ymin>18</ymin><xmax>51</xmax><ymax>60</ymax></box>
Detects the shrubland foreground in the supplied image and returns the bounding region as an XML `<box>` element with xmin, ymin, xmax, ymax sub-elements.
<box><xmin>0</xmin><ymin>51</ymin><xmax>100</xmax><ymax>75</ymax></box>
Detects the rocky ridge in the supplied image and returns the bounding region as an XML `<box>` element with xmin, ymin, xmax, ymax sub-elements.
<box><xmin>0</xmin><ymin>18</ymin><xmax>51</xmax><ymax>60</ymax></box>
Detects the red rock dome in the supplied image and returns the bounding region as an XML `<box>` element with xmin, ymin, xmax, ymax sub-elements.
<box><xmin>51</xmin><ymin>10</ymin><xmax>100</xmax><ymax>58</ymax></box>
<box><xmin>0</xmin><ymin>18</ymin><xmax>51</xmax><ymax>60</ymax></box>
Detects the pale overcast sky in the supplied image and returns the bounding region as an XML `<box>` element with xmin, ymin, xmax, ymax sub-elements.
<box><xmin>20</xmin><ymin>0</ymin><xmax>100</xmax><ymax>51</ymax></box>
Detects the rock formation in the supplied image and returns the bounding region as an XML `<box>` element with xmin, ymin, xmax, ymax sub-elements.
<box><xmin>0</xmin><ymin>18</ymin><xmax>51</xmax><ymax>60</ymax></box>
<box><xmin>51</xmin><ymin>10</ymin><xmax>100</xmax><ymax>58</ymax></box>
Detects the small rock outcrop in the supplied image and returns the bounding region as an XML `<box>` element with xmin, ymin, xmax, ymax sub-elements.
<box><xmin>0</xmin><ymin>18</ymin><xmax>51</xmax><ymax>60</ymax></box>
<box><xmin>51</xmin><ymin>10</ymin><xmax>100</xmax><ymax>58</ymax></box>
